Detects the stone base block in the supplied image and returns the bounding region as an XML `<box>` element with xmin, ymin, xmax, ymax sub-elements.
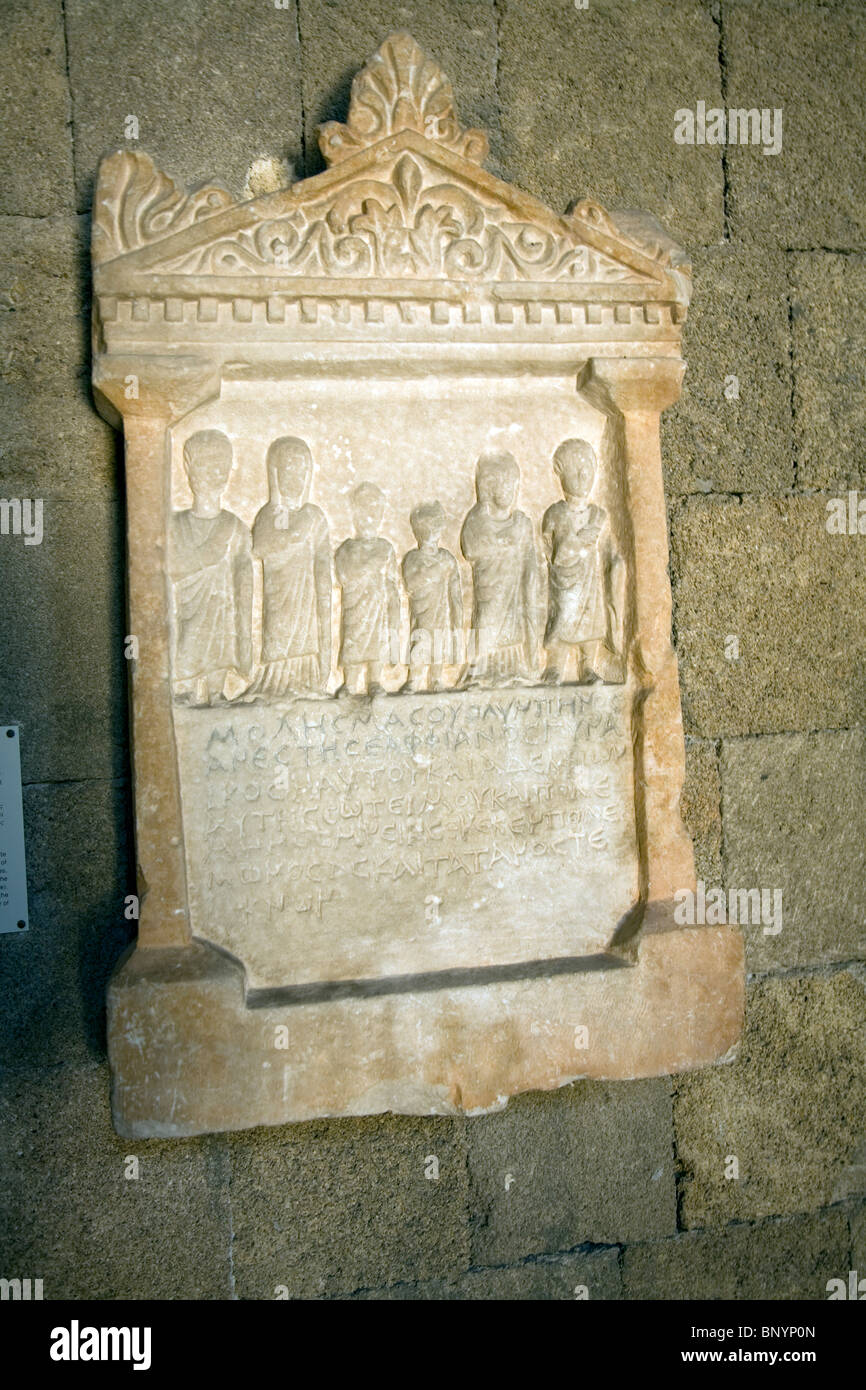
<box><xmin>108</xmin><ymin>927</ymin><xmax>744</xmax><ymax>1138</ymax></box>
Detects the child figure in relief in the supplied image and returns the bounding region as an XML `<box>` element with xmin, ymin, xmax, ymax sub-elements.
<box><xmin>335</xmin><ymin>482</ymin><xmax>401</xmax><ymax>696</ymax></box>
<box><xmin>401</xmin><ymin>501</ymin><xmax>463</xmax><ymax>693</ymax></box>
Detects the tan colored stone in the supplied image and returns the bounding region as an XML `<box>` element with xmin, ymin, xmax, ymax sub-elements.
<box><xmin>661</xmin><ymin>246</ymin><xmax>793</xmax><ymax>496</ymax></box>
<box><xmin>0</xmin><ymin>0</ymin><xmax>74</xmax><ymax>216</ymax></box>
<box><xmin>682</xmin><ymin>738</ymin><xmax>723</xmax><ymax>889</ymax></box>
<box><xmin>496</xmin><ymin>0</ymin><xmax>724</xmax><ymax>248</ymax></box>
<box><xmin>0</xmin><ymin>215</ymin><xmax>117</xmax><ymax>498</ymax></box>
<box><xmin>350</xmin><ymin>1249</ymin><xmax>623</xmax><ymax>1300</ymax></box>
<box><xmin>109</xmin><ymin>927</ymin><xmax>741</xmax><ymax>1137</ymax></box>
<box><xmin>228</xmin><ymin>1111</ymin><xmax>470</xmax><ymax>1297</ymax></box>
<box><xmin>724</xmin><ymin>0</ymin><xmax>866</xmax><ymax>249</ymax></box>
<box><xmin>722</xmin><ymin>730</ymin><xmax>866</xmax><ymax>972</ymax></box>
<box><xmin>791</xmin><ymin>252</ymin><xmax>866</xmax><ymax>491</ymax></box>
<box><xmin>623</xmin><ymin>1210</ymin><xmax>851</xmax><ymax>1302</ymax></box>
<box><xmin>466</xmin><ymin>1078</ymin><xmax>676</xmax><ymax>1261</ymax></box>
<box><xmin>672</xmin><ymin>495</ymin><xmax>866</xmax><ymax>736</ymax></box>
<box><xmin>92</xmin><ymin>33</ymin><xmax>741</xmax><ymax>1135</ymax></box>
<box><xmin>65</xmin><ymin>0</ymin><xmax>304</xmax><ymax>207</ymax></box>
<box><xmin>675</xmin><ymin>970</ymin><xmax>866</xmax><ymax>1229</ymax></box>
<box><xmin>0</xmin><ymin>1064</ymin><xmax>231</xmax><ymax>1299</ymax></box>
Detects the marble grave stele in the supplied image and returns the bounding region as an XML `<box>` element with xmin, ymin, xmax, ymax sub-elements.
<box><xmin>92</xmin><ymin>32</ymin><xmax>744</xmax><ymax>1137</ymax></box>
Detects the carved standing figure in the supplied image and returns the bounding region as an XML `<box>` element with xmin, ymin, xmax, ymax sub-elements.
<box><xmin>249</xmin><ymin>437</ymin><xmax>331</xmax><ymax>698</ymax></box>
<box><xmin>542</xmin><ymin>438</ymin><xmax>624</xmax><ymax>684</ymax></box>
<box><xmin>335</xmin><ymin>482</ymin><xmax>401</xmax><ymax>696</ymax></box>
<box><xmin>402</xmin><ymin>501</ymin><xmax>463</xmax><ymax>692</ymax></box>
<box><xmin>169</xmin><ymin>429</ymin><xmax>252</xmax><ymax>705</ymax></box>
<box><xmin>460</xmin><ymin>451</ymin><xmax>539</xmax><ymax>684</ymax></box>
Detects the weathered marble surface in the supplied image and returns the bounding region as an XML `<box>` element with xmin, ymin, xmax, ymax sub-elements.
<box><xmin>93</xmin><ymin>32</ymin><xmax>743</xmax><ymax>1136</ymax></box>
<box><xmin>178</xmin><ymin>685</ymin><xmax>640</xmax><ymax>987</ymax></box>
<box><xmin>109</xmin><ymin>928</ymin><xmax>743</xmax><ymax>1138</ymax></box>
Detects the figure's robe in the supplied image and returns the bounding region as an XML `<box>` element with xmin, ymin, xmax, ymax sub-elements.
<box><xmin>460</xmin><ymin>504</ymin><xmax>537</xmax><ymax>679</ymax></box>
<box><xmin>402</xmin><ymin>546</ymin><xmax>461</xmax><ymax>666</ymax></box>
<box><xmin>542</xmin><ymin>500</ymin><xmax>608</xmax><ymax>646</ymax></box>
<box><xmin>250</xmin><ymin>502</ymin><xmax>330</xmax><ymax>696</ymax></box>
<box><xmin>169</xmin><ymin>509</ymin><xmax>251</xmax><ymax>700</ymax></box>
<box><xmin>335</xmin><ymin>536</ymin><xmax>398</xmax><ymax>667</ymax></box>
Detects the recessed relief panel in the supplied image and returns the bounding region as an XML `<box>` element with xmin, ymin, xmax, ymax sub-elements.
<box><xmin>168</xmin><ymin>376</ymin><xmax>639</xmax><ymax>987</ymax></box>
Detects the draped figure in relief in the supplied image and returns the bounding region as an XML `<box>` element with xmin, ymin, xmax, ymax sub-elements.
<box><xmin>170</xmin><ymin>430</ymin><xmax>253</xmax><ymax>705</ymax></box>
<box><xmin>460</xmin><ymin>451</ymin><xmax>540</xmax><ymax>685</ymax></box>
<box><xmin>402</xmin><ymin>500</ymin><xmax>463</xmax><ymax>692</ymax></box>
<box><xmin>542</xmin><ymin>438</ymin><xmax>625</xmax><ymax>685</ymax></box>
<box><xmin>335</xmin><ymin>482</ymin><xmax>402</xmax><ymax>696</ymax></box>
<box><xmin>249</xmin><ymin>436</ymin><xmax>332</xmax><ymax>697</ymax></box>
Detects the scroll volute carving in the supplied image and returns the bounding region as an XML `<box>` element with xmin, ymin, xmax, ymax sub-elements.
<box><xmin>90</xmin><ymin>34</ymin><xmax>687</xmax><ymax>290</ymax></box>
<box><xmin>92</xmin><ymin>150</ymin><xmax>235</xmax><ymax>266</ymax></box>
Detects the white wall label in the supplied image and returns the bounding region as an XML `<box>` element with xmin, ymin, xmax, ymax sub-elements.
<box><xmin>0</xmin><ymin>727</ymin><xmax>28</xmax><ymax>933</ymax></box>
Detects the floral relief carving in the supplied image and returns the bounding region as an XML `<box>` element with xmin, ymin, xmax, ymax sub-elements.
<box><xmin>152</xmin><ymin>153</ymin><xmax>648</xmax><ymax>282</ymax></box>
<box><xmin>91</xmin><ymin>35</ymin><xmax>667</xmax><ymax>287</ymax></box>
<box><xmin>92</xmin><ymin>150</ymin><xmax>235</xmax><ymax>266</ymax></box>
<box><xmin>318</xmin><ymin>30</ymin><xmax>489</xmax><ymax>167</ymax></box>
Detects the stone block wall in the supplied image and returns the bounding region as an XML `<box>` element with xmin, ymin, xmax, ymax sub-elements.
<box><xmin>1</xmin><ymin>0</ymin><xmax>863</xmax><ymax>1299</ymax></box>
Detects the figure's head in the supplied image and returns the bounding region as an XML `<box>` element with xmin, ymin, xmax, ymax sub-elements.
<box><xmin>183</xmin><ymin>430</ymin><xmax>233</xmax><ymax>503</ymax></box>
<box><xmin>475</xmin><ymin>451</ymin><xmax>519</xmax><ymax>512</ymax></box>
<box><xmin>553</xmin><ymin>438</ymin><xmax>597</xmax><ymax>498</ymax></box>
<box><xmin>267</xmin><ymin>436</ymin><xmax>312</xmax><ymax>507</ymax></box>
<box><xmin>410</xmin><ymin>500</ymin><xmax>445</xmax><ymax>547</ymax></box>
<box><xmin>351</xmin><ymin>481</ymin><xmax>385</xmax><ymax>538</ymax></box>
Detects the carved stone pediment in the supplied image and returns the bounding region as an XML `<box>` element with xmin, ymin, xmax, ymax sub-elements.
<box><xmin>92</xmin><ymin>33</ymin><xmax>689</xmax><ymax>347</ymax></box>
<box><xmin>94</xmin><ymin>32</ymin><xmax>740</xmax><ymax>1139</ymax></box>
<box><xmin>95</xmin><ymin>144</ymin><xmax>670</xmax><ymax>289</ymax></box>
<box><xmin>94</xmin><ymin>136</ymin><xmax>681</xmax><ymax>282</ymax></box>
